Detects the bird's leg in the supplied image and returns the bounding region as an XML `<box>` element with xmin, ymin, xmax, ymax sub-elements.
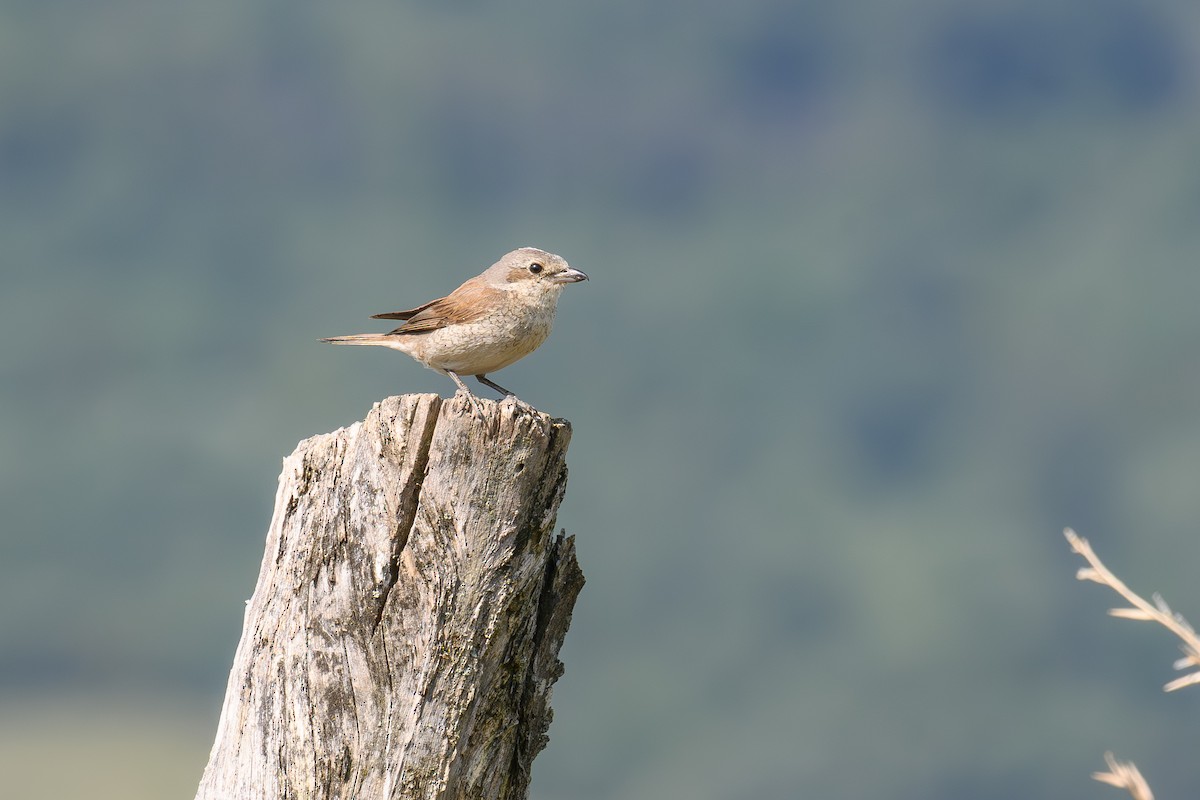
<box><xmin>445</xmin><ymin>370</ymin><xmax>484</xmax><ymax>413</ymax></box>
<box><xmin>475</xmin><ymin>374</ymin><xmax>518</xmax><ymax>400</ymax></box>
<box><xmin>445</xmin><ymin>370</ymin><xmax>473</xmax><ymax>394</ymax></box>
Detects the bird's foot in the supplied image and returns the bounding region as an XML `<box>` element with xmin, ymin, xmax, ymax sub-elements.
<box><xmin>501</xmin><ymin>393</ymin><xmax>532</xmax><ymax>410</ymax></box>
<box><xmin>453</xmin><ymin>387</ymin><xmax>486</xmax><ymax>415</ymax></box>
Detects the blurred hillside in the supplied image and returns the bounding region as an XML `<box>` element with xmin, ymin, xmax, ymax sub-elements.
<box><xmin>4</xmin><ymin>1</ymin><xmax>1200</xmax><ymax>798</ymax></box>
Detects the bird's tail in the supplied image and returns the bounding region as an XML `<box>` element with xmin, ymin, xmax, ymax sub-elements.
<box><xmin>319</xmin><ymin>334</ymin><xmax>396</xmax><ymax>346</ymax></box>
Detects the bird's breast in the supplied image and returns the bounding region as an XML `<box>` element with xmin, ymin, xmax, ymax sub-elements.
<box><xmin>418</xmin><ymin>301</ymin><xmax>557</xmax><ymax>375</ymax></box>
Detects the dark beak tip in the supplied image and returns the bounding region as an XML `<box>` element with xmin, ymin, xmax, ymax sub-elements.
<box><xmin>556</xmin><ymin>269</ymin><xmax>588</xmax><ymax>284</ymax></box>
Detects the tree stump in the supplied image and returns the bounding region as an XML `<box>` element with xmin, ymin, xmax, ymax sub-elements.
<box><xmin>195</xmin><ymin>393</ymin><xmax>584</xmax><ymax>800</ymax></box>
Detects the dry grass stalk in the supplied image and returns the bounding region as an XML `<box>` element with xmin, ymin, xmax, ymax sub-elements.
<box><xmin>1092</xmin><ymin>751</ymin><xmax>1155</xmax><ymax>800</ymax></box>
<box><xmin>1064</xmin><ymin>527</ymin><xmax>1200</xmax><ymax>692</ymax></box>
<box><xmin>1062</xmin><ymin>527</ymin><xmax>1200</xmax><ymax>800</ymax></box>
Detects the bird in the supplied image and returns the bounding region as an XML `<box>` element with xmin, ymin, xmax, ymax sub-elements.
<box><xmin>321</xmin><ymin>247</ymin><xmax>588</xmax><ymax>402</ymax></box>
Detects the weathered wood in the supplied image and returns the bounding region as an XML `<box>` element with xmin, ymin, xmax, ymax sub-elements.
<box><xmin>195</xmin><ymin>393</ymin><xmax>584</xmax><ymax>800</ymax></box>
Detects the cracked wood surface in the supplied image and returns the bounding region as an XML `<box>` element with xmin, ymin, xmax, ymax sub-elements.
<box><xmin>195</xmin><ymin>393</ymin><xmax>584</xmax><ymax>800</ymax></box>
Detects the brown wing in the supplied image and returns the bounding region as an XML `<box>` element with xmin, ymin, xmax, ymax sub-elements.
<box><xmin>374</xmin><ymin>280</ymin><xmax>501</xmax><ymax>336</ymax></box>
<box><xmin>370</xmin><ymin>302</ymin><xmax>433</xmax><ymax>321</ymax></box>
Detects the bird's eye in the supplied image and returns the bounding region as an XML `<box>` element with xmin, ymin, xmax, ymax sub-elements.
<box><xmin>528</xmin><ymin>262</ymin><xmax>544</xmax><ymax>274</ymax></box>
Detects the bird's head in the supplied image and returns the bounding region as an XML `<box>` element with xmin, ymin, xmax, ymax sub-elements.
<box><xmin>486</xmin><ymin>247</ymin><xmax>589</xmax><ymax>290</ymax></box>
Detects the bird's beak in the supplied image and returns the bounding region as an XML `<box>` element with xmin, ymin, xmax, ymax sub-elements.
<box><xmin>552</xmin><ymin>267</ymin><xmax>589</xmax><ymax>284</ymax></box>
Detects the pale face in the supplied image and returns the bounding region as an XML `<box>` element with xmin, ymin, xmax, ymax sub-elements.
<box><xmin>485</xmin><ymin>248</ymin><xmax>588</xmax><ymax>289</ymax></box>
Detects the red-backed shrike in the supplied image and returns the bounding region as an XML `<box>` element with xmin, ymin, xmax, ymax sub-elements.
<box><xmin>322</xmin><ymin>247</ymin><xmax>587</xmax><ymax>400</ymax></box>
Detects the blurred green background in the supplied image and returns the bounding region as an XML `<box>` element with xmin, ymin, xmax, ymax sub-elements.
<box><xmin>4</xmin><ymin>0</ymin><xmax>1200</xmax><ymax>797</ymax></box>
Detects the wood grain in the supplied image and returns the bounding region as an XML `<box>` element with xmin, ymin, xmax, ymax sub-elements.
<box><xmin>195</xmin><ymin>394</ymin><xmax>584</xmax><ymax>800</ymax></box>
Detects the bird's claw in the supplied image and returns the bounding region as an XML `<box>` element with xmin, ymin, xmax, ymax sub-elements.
<box><xmin>454</xmin><ymin>388</ymin><xmax>486</xmax><ymax>415</ymax></box>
